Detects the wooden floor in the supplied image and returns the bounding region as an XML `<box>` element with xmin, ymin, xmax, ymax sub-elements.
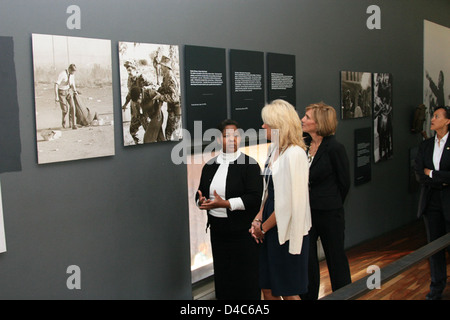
<box><xmin>318</xmin><ymin>219</ymin><xmax>450</xmax><ymax>300</ymax></box>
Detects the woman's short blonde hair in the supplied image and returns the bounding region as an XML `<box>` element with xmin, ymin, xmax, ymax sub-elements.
<box><xmin>261</xmin><ymin>99</ymin><xmax>306</xmax><ymax>151</ymax></box>
<box><xmin>305</xmin><ymin>102</ymin><xmax>338</xmax><ymax>137</ymax></box>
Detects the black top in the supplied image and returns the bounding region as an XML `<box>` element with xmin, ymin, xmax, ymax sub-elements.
<box><xmin>305</xmin><ymin>135</ymin><xmax>350</xmax><ymax>211</ymax></box>
<box><xmin>414</xmin><ymin>135</ymin><xmax>450</xmax><ymax>218</ymax></box>
<box><xmin>196</xmin><ymin>153</ymin><xmax>263</xmax><ymax>232</ymax></box>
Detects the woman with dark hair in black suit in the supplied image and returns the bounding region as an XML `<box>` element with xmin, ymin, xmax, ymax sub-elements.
<box><xmin>415</xmin><ymin>106</ymin><xmax>450</xmax><ymax>300</ymax></box>
<box><xmin>196</xmin><ymin>119</ymin><xmax>263</xmax><ymax>300</ymax></box>
<box><xmin>300</xmin><ymin>102</ymin><xmax>352</xmax><ymax>300</ymax></box>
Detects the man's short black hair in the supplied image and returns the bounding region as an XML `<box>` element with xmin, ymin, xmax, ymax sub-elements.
<box><xmin>434</xmin><ymin>106</ymin><xmax>450</xmax><ymax>120</ymax></box>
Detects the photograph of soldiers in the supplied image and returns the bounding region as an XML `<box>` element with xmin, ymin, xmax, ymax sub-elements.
<box><xmin>32</xmin><ymin>34</ymin><xmax>115</xmax><ymax>164</ymax></box>
<box><xmin>340</xmin><ymin>71</ymin><xmax>372</xmax><ymax>120</ymax></box>
<box><xmin>373</xmin><ymin>73</ymin><xmax>393</xmax><ymax>163</ymax></box>
<box><xmin>424</xmin><ymin>20</ymin><xmax>450</xmax><ymax>140</ymax></box>
<box><xmin>119</xmin><ymin>42</ymin><xmax>182</xmax><ymax>146</ymax></box>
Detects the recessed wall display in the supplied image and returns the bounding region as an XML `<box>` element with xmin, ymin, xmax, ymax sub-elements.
<box><xmin>0</xmin><ymin>36</ymin><xmax>21</xmax><ymax>173</ymax></box>
<box><xmin>267</xmin><ymin>53</ymin><xmax>296</xmax><ymax>106</ymax></box>
<box><xmin>230</xmin><ymin>49</ymin><xmax>265</xmax><ymax>131</ymax></box>
<box><xmin>32</xmin><ymin>34</ymin><xmax>114</xmax><ymax>164</ymax></box>
<box><xmin>373</xmin><ymin>73</ymin><xmax>393</xmax><ymax>163</ymax></box>
<box><xmin>424</xmin><ymin>20</ymin><xmax>450</xmax><ymax>140</ymax></box>
<box><xmin>354</xmin><ymin>127</ymin><xmax>371</xmax><ymax>186</ymax></box>
<box><xmin>184</xmin><ymin>45</ymin><xmax>227</xmax><ymax>141</ymax></box>
<box><xmin>340</xmin><ymin>71</ymin><xmax>372</xmax><ymax>120</ymax></box>
<box><xmin>119</xmin><ymin>42</ymin><xmax>182</xmax><ymax>146</ymax></box>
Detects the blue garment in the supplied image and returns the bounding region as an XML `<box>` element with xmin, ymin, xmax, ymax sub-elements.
<box><xmin>259</xmin><ymin>165</ymin><xmax>310</xmax><ymax>296</ymax></box>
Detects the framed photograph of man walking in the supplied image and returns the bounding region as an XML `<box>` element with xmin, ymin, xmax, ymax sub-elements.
<box><xmin>32</xmin><ymin>34</ymin><xmax>114</xmax><ymax>164</ymax></box>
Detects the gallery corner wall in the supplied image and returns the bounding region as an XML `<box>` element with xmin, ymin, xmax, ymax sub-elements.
<box><xmin>0</xmin><ymin>0</ymin><xmax>449</xmax><ymax>299</ymax></box>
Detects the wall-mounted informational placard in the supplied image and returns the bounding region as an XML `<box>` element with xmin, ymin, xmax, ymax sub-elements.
<box><xmin>118</xmin><ymin>42</ymin><xmax>182</xmax><ymax>146</ymax></box>
<box><xmin>267</xmin><ymin>53</ymin><xmax>296</xmax><ymax>106</ymax></box>
<box><xmin>32</xmin><ymin>34</ymin><xmax>115</xmax><ymax>164</ymax></box>
<box><xmin>354</xmin><ymin>127</ymin><xmax>372</xmax><ymax>186</ymax></box>
<box><xmin>0</xmin><ymin>36</ymin><xmax>22</xmax><ymax>174</ymax></box>
<box><xmin>184</xmin><ymin>45</ymin><xmax>227</xmax><ymax>141</ymax></box>
<box><xmin>230</xmin><ymin>49</ymin><xmax>265</xmax><ymax>131</ymax></box>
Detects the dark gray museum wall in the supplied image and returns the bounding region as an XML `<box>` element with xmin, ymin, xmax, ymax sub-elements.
<box><xmin>0</xmin><ymin>0</ymin><xmax>448</xmax><ymax>299</ymax></box>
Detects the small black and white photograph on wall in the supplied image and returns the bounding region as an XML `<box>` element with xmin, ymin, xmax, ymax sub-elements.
<box><xmin>373</xmin><ymin>72</ymin><xmax>393</xmax><ymax>163</ymax></box>
<box><xmin>340</xmin><ymin>71</ymin><xmax>372</xmax><ymax>120</ymax></box>
<box><xmin>267</xmin><ymin>53</ymin><xmax>296</xmax><ymax>106</ymax></box>
<box><xmin>230</xmin><ymin>49</ymin><xmax>265</xmax><ymax>132</ymax></box>
<box><xmin>119</xmin><ymin>42</ymin><xmax>181</xmax><ymax>146</ymax></box>
<box><xmin>32</xmin><ymin>34</ymin><xmax>114</xmax><ymax>164</ymax></box>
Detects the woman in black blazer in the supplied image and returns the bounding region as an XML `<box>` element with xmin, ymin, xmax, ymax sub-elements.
<box><xmin>414</xmin><ymin>106</ymin><xmax>450</xmax><ymax>300</ymax></box>
<box><xmin>300</xmin><ymin>102</ymin><xmax>352</xmax><ymax>300</ymax></box>
<box><xmin>196</xmin><ymin>119</ymin><xmax>263</xmax><ymax>300</ymax></box>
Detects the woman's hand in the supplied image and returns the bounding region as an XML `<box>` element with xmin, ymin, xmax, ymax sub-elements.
<box><xmin>199</xmin><ymin>190</ymin><xmax>230</xmax><ymax>210</ymax></box>
<box><xmin>249</xmin><ymin>220</ymin><xmax>264</xmax><ymax>243</ymax></box>
<box><xmin>197</xmin><ymin>190</ymin><xmax>207</xmax><ymax>206</ymax></box>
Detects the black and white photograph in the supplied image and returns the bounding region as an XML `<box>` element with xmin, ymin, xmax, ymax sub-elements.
<box><xmin>340</xmin><ymin>71</ymin><xmax>372</xmax><ymax>120</ymax></box>
<box><xmin>424</xmin><ymin>20</ymin><xmax>450</xmax><ymax>140</ymax></box>
<box><xmin>119</xmin><ymin>42</ymin><xmax>181</xmax><ymax>146</ymax></box>
<box><xmin>32</xmin><ymin>34</ymin><xmax>114</xmax><ymax>164</ymax></box>
<box><xmin>373</xmin><ymin>72</ymin><xmax>393</xmax><ymax>163</ymax></box>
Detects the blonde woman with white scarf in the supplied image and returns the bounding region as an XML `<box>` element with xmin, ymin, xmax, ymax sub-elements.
<box><xmin>250</xmin><ymin>99</ymin><xmax>312</xmax><ymax>300</ymax></box>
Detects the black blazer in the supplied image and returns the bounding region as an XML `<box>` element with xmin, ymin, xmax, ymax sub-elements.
<box><xmin>414</xmin><ymin>136</ymin><xmax>450</xmax><ymax>218</ymax></box>
<box><xmin>306</xmin><ymin>135</ymin><xmax>350</xmax><ymax>211</ymax></box>
<box><xmin>196</xmin><ymin>153</ymin><xmax>263</xmax><ymax>232</ymax></box>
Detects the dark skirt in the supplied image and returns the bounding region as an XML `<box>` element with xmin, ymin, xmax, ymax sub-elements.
<box><xmin>209</xmin><ymin>215</ymin><xmax>260</xmax><ymax>300</ymax></box>
<box><xmin>259</xmin><ymin>175</ymin><xmax>309</xmax><ymax>296</ymax></box>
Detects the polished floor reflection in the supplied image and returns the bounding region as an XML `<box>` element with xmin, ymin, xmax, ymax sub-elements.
<box><xmin>318</xmin><ymin>219</ymin><xmax>450</xmax><ymax>300</ymax></box>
